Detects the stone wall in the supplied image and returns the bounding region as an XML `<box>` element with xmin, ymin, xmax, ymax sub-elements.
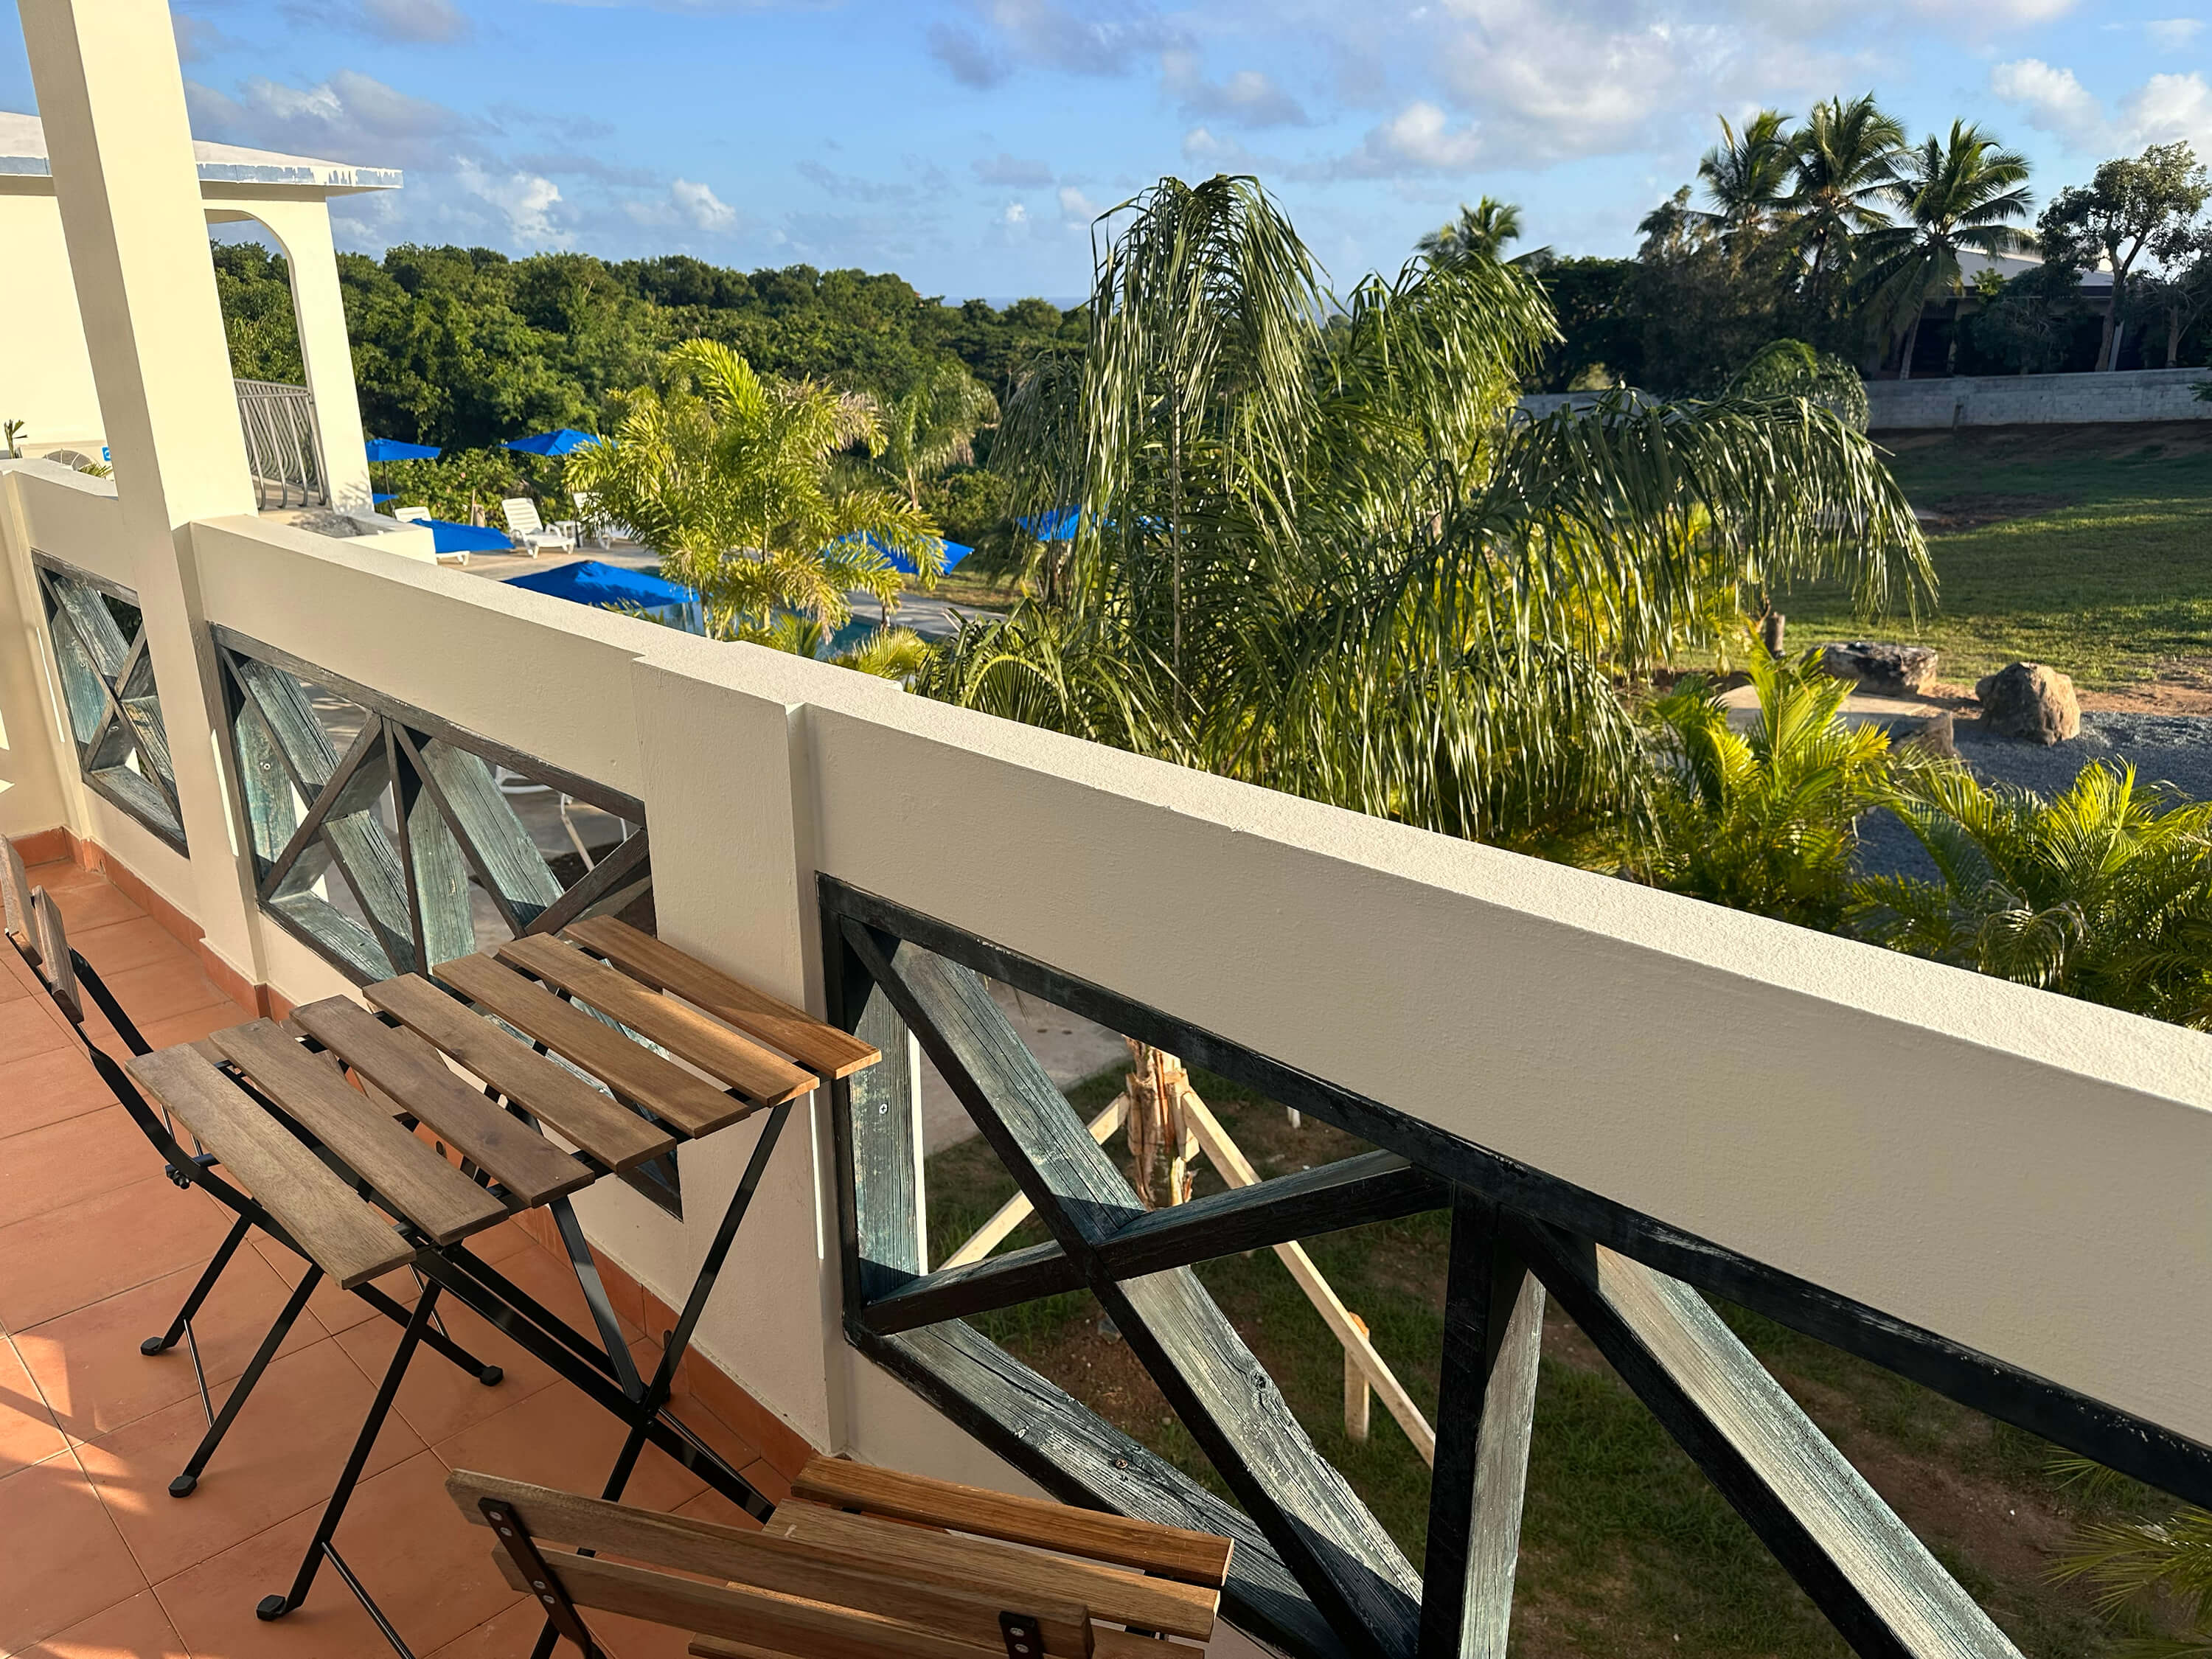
<box><xmin>1863</xmin><ymin>366</ymin><xmax>2212</xmax><ymax>428</ymax></box>
<box><xmin>1517</xmin><ymin>371</ymin><xmax>2212</xmax><ymax>428</ymax></box>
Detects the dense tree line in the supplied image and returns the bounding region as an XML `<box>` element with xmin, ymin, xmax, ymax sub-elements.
<box><xmin>1498</xmin><ymin>100</ymin><xmax>2212</xmax><ymax>394</ymax></box>
<box><xmin>213</xmin><ymin>240</ymin><xmax>1075</xmax><ymax>538</ymax></box>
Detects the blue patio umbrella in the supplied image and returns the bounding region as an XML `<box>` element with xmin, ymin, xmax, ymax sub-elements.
<box><xmin>504</xmin><ymin>559</ymin><xmax>701</xmax><ymax>630</ymax></box>
<box><xmin>503</xmin><ymin>428</ymin><xmax>602</xmax><ymax>457</ymax></box>
<box><xmin>839</xmin><ymin>532</ymin><xmax>973</xmax><ymax>577</ymax></box>
<box><xmin>1017</xmin><ymin>507</ymin><xmax>1082</xmax><ymax>540</ymax></box>
<box><xmin>365</xmin><ymin>437</ymin><xmax>441</xmax><ymax>462</ymax></box>
<box><xmin>420</xmin><ymin>518</ymin><xmax>515</xmax><ymax>557</ymax></box>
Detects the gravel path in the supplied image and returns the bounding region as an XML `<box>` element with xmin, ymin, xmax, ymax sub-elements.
<box><xmin>1858</xmin><ymin>710</ymin><xmax>2212</xmax><ymax>880</ymax></box>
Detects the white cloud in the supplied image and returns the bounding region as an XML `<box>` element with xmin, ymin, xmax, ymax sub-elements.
<box><xmin>189</xmin><ymin>68</ymin><xmax>473</xmax><ymax>169</ymax></box>
<box><xmin>1990</xmin><ymin>58</ymin><xmax>2110</xmax><ymax>149</ymax></box>
<box><xmin>672</xmin><ymin>178</ymin><xmax>736</xmax><ymax>230</ymax></box>
<box><xmin>1160</xmin><ymin>51</ymin><xmax>1309</xmax><ymax>127</ymax></box>
<box><xmin>1003</xmin><ymin>201</ymin><xmax>1029</xmax><ymax>224</ymax></box>
<box><xmin>2150</xmin><ymin>18</ymin><xmax>2205</xmax><ymax>48</ymax></box>
<box><xmin>622</xmin><ymin>177</ymin><xmax>743</xmax><ymax>235</ymax></box>
<box><xmin>1993</xmin><ymin>58</ymin><xmax>2212</xmax><ymax>155</ymax></box>
<box><xmin>457</xmin><ymin>159</ymin><xmax>565</xmax><ymax>244</ymax></box>
<box><xmin>930</xmin><ymin>0</ymin><xmax>1182</xmax><ymax>88</ymax></box>
<box><xmin>1339</xmin><ymin>101</ymin><xmax>1489</xmax><ymax>175</ymax></box>
<box><xmin>1057</xmin><ymin>184</ymin><xmax>1100</xmax><ymax>219</ymax></box>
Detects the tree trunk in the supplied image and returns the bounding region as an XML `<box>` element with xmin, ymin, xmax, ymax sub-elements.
<box><xmin>2099</xmin><ymin>284</ymin><xmax>2120</xmax><ymax>372</ymax></box>
<box><xmin>1899</xmin><ymin>310</ymin><xmax>1923</xmax><ymax>380</ymax></box>
<box><xmin>1167</xmin><ymin>394</ymin><xmax>1184</xmax><ymax>681</ymax></box>
<box><xmin>2170</xmin><ymin>310</ymin><xmax>2184</xmax><ymax>369</ymax></box>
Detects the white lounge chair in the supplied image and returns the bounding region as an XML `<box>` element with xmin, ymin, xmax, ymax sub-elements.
<box><xmin>386</xmin><ymin>504</ymin><xmax>470</xmax><ymax>566</ymax></box>
<box><xmin>501</xmin><ymin>496</ymin><xmax>575</xmax><ymax>558</ymax></box>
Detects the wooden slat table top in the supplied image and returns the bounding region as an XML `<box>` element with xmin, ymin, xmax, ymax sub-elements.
<box><xmin>768</xmin><ymin>1500</ymin><xmax>1218</xmax><ymax>1640</ymax></box>
<box><xmin>366</xmin><ymin>973</ymin><xmax>675</xmax><ymax>1172</ymax></box>
<box><xmin>564</xmin><ymin>917</ymin><xmax>880</xmax><ymax>1081</ymax></box>
<box><xmin>128</xmin><ymin>1046</ymin><xmax>413</xmax><ymax>1289</ymax></box>
<box><xmin>433</xmin><ymin>953</ymin><xmax>752</xmax><ymax>1139</ymax></box>
<box><xmin>212</xmin><ymin>1020</ymin><xmax>508</xmax><ymax>1245</ymax></box>
<box><xmin>495</xmin><ymin>935</ymin><xmax>815</xmax><ymax>1107</ymax></box>
<box><xmin>788</xmin><ymin>1458</ymin><xmax>1234</xmax><ymax>1587</ymax></box>
<box><xmin>292</xmin><ymin>996</ymin><xmax>595</xmax><ymax>1208</ymax></box>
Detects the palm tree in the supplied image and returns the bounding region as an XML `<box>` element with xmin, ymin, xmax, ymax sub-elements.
<box><xmin>924</xmin><ymin>175</ymin><xmax>1930</xmax><ymax>850</ymax></box>
<box><xmin>566</xmin><ymin>338</ymin><xmax>944</xmax><ymax>645</ymax></box>
<box><xmin>1859</xmin><ymin>122</ymin><xmax>2033</xmax><ymax>378</ymax></box>
<box><xmin>1697</xmin><ymin>110</ymin><xmax>1795</xmax><ymax>235</ymax></box>
<box><xmin>876</xmin><ymin>358</ymin><xmax>999</xmax><ymax>510</ymax></box>
<box><xmin>1642</xmin><ymin>647</ymin><xmax>1895</xmax><ymax>930</ymax></box>
<box><xmin>1419</xmin><ymin>197</ymin><xmax>1548</xmax><ymax>268</ymax></box>
<box><xmin>1787</xmin><ymin>94</ymin><xmax>1907</xmax><ymax>326</ymax></box>
<box><xmin>1856</xmin><ymin>762</ymin><xmax>2212</xmax><ymax>1026</ymax></box>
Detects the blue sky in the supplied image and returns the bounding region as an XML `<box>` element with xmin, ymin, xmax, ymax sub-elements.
<box><xmin>1</xmin><ymin>1</ymin><xmax>2205</xmax><ymax>302</ymax></box>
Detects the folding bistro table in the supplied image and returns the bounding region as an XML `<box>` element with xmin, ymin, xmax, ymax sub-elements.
<box><xmin>124</xmin><ymin>917</ymin><xmax>878</xmax><ymax>1652</ymax></box>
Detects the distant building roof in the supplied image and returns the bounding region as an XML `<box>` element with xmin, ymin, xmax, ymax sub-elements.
<box><xmin>0</xmin><ymin>111</ymin><xmax>400</xmax><ymax>195</ymax></box>
<box><xmin>1958</xmin><ymin>247</ymin><xmax>2112</xmax><ymax>291</ymax></box>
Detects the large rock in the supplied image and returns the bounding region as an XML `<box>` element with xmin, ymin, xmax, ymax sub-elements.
<box><xmin>1821</xmin><ymin>641</ymin><xmax>1940</xmax><ymax>697</ymax></box>
<box><xmin>1975</xmin><ymin>661</ymin><xmax>2081</xmax><ymax>745</ymax></box>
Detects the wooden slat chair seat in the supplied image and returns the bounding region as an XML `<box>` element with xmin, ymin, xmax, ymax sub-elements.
<box><xmin>448</xmin><ymin>1460</ymin><xmax>1228</xmax><ymax>1659</ymax></box>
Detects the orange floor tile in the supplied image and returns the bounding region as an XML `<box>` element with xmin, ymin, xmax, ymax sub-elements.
<box><xmin>0</xmin><ymin>867</ymin><xmax>772</xmax><ymax>1657</ymax></box>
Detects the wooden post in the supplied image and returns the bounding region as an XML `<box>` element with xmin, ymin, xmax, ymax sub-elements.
<box><xmin>939</xmin><ymin>1096</ymin><xmax>1126</xmax><ymax>1270</ymax></box>
<box><xmin>1179</xmin><ymin>1087</ymin><xmax>1436</xmax><ymax>1465</ymax></box>
<box><xmin>1345</xmin><ymin>1312</ymin><xmax>1371</xmax><ymax>1444</ymax></box>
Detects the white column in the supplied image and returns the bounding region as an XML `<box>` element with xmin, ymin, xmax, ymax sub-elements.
<box><xmin>20</xmin><ymin>0</ymin><xmax>268</xmax><ymax>981</ymax></box>
<box><xmin>240</xmin><ymin>198</ymin><xmax>372</xmax><ymax>512</ymax></box>
<box><xmin>0</xmin><ymin>468</ymin><xmax>76</xmax><ymax>840</ymax></box>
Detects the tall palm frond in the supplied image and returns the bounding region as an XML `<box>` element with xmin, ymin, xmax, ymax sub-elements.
<box><xmin>1857</xmin><ymin>122</ymin><xmax>2034</xmax><ymax>375</ymax></box>
<box><xmin>936</xmin><ymin>173</ymin><xmax>1931</xmax><ymax>849</ymax></box>
<box><xmin>1697</xmin><ymin>110</ymin><xmax>1796</xmax><ymax>234</ymax></box>
<box><xmin>878</xmin><ymin>359</ymin><xmax>999</xmax><ymax>509</ymax></box>
<box><xmin>567</xmin><ymin>337</ymin><xmax>945</xmax><ymax>640</ymax></box>
<box><xmin>1788</xmin><ymin>94</ymin><xmax>1909</xmax><ymax>320</ymax></box>
<box><xmin>1418</xmin><ymin>197</ymin><xmax>1549</xmax><ymax>268</ymax></box>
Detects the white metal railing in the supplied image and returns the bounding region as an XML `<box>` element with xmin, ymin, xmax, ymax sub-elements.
<box><xmin>234</xmin><ymin>378</ymin><xmax>327</xmax><ymax>510</ymax></box>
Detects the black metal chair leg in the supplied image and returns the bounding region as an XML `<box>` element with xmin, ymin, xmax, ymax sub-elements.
<box><xmin>169</xmin><ymin>1262</ymin><xmax>322</xmax><ymax>1498</ymax></box>
<box><xmin>260</xmin><ymin>1282</ymin><xmax>441</xmax><ymax>1622</ymax></box>
<box><xmin>142</xmin><ymin>1214</ymin><xmax>251</xmax><ymax>1354</ymax></box>
<box><xmin>351</xmin><ymin>1281</ymin><xmax>503</xmax><ymax>1387</ymax></box>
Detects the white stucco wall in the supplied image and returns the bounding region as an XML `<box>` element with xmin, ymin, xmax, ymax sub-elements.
<box><xmin>0</xmin><ymin>192</ymin><xmax>107</xmax><ymax>450</ymax></box>
<box><xmin>1</xmin><ymin>492</ymin><xmax>2199</xmax><ymax>1469</ymax></box>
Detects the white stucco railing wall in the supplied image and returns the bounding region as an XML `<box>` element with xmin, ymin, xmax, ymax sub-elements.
<box><xmin>4</xmin><ymin>467</ymin><xmax>2209</xmax><ymax>1486</ymax></box>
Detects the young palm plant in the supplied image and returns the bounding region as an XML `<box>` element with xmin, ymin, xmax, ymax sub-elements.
<box><xmin>924</xmin><ymin>173</ymin><xmax>1930</xmax><ymax>850</ymax></box>
<box><xmin>876</xmin><ymin>358</ymin><xmax>999</xmax><ymax>509</ymax></box>
<box><xmin>2049</xmin><ymin>1458</ymin><xmax>2212</xmax><ymax>1658</ymax></box>
<box><xmin>566</xmin><ymin>338</ymin><xmax>943</xmax><ymax>646</ymax></box>
<box><xmin>1855</xmin><ymin>763</ymin><xmax>2212</xmax><ymax>1026</ymax></box>
<box><xmin>1641</xmin><ymin>649</ymin><xmax>1894</xmax><ymax>929</ymax></box>
<box><xmin>1859</xmin><ymin>122</ymin><xmax>2034</xmax><ymax>378</ymax></box>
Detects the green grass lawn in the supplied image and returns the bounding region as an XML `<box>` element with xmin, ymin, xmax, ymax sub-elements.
<box><xmin>924</xmin><ymin>1060</ymin><xmax>2169</xmax><ymax>1658</ymax></box>
<box><xmin>1775</xmin><ymin>424</ymin><xmax>2212</xmax><ymax>690</ymax></box>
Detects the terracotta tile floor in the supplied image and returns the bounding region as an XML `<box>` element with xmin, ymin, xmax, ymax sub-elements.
<box><xmin>0</xmin><ymin>864</ymin><xmax>771</xmax><ymax>1658</ymax></box>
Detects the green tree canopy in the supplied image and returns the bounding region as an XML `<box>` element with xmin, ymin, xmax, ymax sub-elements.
<box><xmin>2039</xmin><ymin>142</ymin><xmax>2211</xmax><ymax>370</ymax></box>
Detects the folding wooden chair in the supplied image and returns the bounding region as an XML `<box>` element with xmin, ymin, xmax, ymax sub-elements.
<box><xmin>449</xmin><ymin>1455</ymin><xmax>1231</xmax><ymax>1659</ymax></box>
<box><xmin>0</xmin><ymin>840</ymin><xmax>503</xmax><ymax>1495</ymax></box>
